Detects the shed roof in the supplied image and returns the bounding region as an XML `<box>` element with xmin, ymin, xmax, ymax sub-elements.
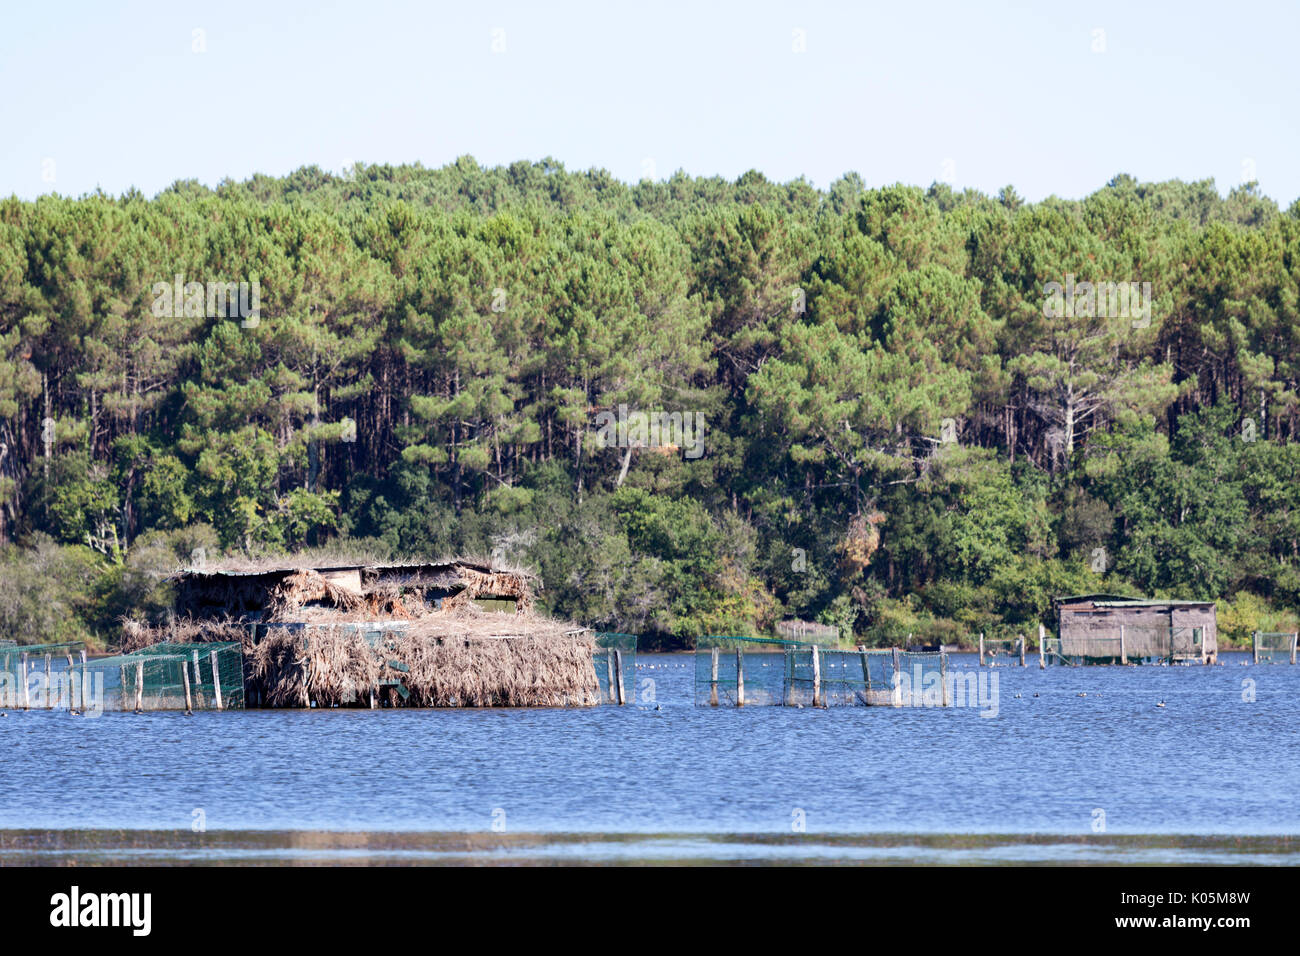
<box><xmin>1055</xmin><ymin>594</ymin><xmax>1215</xmax><ymax>608</ymax></box>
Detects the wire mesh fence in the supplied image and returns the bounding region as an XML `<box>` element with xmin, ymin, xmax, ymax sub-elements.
<box><xmin>593</xmin><ymin>633</ymin><xmax>637</xmax><ymax>704</ymax></box>
<box><xmin>0</xmin><ymin>641</ymin><xmax>244</xmax><ymax>712</ymax></box>
<box><xmin>1253</xmin><ymin>631</ymin><xmax>1298</xmax><ymax>664</ymax></box>
<box><xmin>694</xmin><ymin>637</ymin><xmax>950</xmax><ymax>707</ymax></box>
<box><xmin>978</xmin><ymin>635</ymin><xmax>1025</xmax><ymax>666</ymax></box>
<box><xmin>694</xmin><ymin>636</ymin><xmax>796</xmax><ymax>706</ymax></box>
<box><xmin>1045</xmin><ymin>625</ymin><xmax>1209</xmax><ymax>665</ymax></box>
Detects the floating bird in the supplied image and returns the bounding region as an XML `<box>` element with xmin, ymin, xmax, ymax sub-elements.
<box><xmin>1033</xmin><ymin>693</ymin><xmax>1040</xmax><ymax>698</ymax></box>
<box><xmin>1157</xmin><ymin>700</ymin><xmax>1166</xmax><ymax>708</ymax></box>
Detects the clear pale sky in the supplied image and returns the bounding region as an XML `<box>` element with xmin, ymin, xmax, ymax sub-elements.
<box><xmin>2</xmin><ymin>0</ymin><xmax>1297</xmax><ymax>204</ymax></box>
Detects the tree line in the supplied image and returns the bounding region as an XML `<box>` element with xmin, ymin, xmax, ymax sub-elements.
<box><xmin>1</xmin><ymin>158</ymin><xmax>1298</xmax><ymax>647</ymax></box>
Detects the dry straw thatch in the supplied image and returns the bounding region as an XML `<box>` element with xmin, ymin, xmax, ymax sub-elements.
<box><xmin>121</xmin><ymin>617</ymin><xmax>253</xmax><ymax>653</ymax></box>
<box><xmin>248</xmin><ymin>611</ymin><xmax>599</xmax><ymax>708</ymax></box>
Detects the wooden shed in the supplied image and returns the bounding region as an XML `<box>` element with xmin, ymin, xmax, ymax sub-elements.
<box><xmin>1053</xmin><ymin>594</ymin><xmax>1217</xmax><ymax>664</ymax></box>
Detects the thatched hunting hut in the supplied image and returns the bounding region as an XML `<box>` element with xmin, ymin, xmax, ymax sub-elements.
<box><xmin>121</xmin><ymin>559</ymin><xmax>624</xmax><ymax>709</ymax></box>
<box><xmin>1052</xmin><ymin>594</ymin><xmax>1218</xmax><ymax>664</ymax></box>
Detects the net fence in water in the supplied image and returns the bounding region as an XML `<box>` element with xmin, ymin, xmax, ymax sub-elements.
<box><xmin>0</xmin><ymin>641</ymin><xmax>245</xmax><ymax>712</ymax></box>
<box><xmin>695</xmin><ymin>636</ymin><xmax>796</xmax><ymax>706</ymax></box>
<box><xmin>694</xmin><ymin>637</ymin><xmax>949</xmax><ymax>707</ymax></box>
<box><xmin>1045</xmin><ymin>626</ymin><xmax>1208</xmax><ymax>665</ymax></box>
<box><xmin>1253</xmin><ymin>631</ymin><xmax>1298</xmax><ymax>664</ymax></box>
<box><xmin>593</xmin><ymin>633</ymin><xmax>637</xmax><ymax>704</ymax></box>
<box><xmin>979</xmin><ymin>636</ymin><xmax>1025</xmax><ymax>665</ymax></box>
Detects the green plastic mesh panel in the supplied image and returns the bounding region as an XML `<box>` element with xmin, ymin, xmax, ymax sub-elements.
<box><xmin>1046</xmin><ymin>626</ymin><xmax>1208</xmax><ymax>665</ymax></box>
<box><xmin>1254</xmin><ymin>631</ymin><xmax>1297</xmax><ymax>664</ymax></box>
<box><xmin>593</xmin><ymin>633</ymin><xmax>638</xmax><ymax>704</ymax></box>
<box><xmin>979</xmin><ymin>637</ymin><xmax>1025</xmax><ymax>663</ymax></box>
<box><xmin>0</xmin><ymin>643</ymin><xmax>88</xmax><ymax>709</ymax></box>
<box><xmin>76</xmin><ymin>643</ymin><xmax>245</xmax><ymax>711</ymax></box>
<box><xmin>694</xmin><ymin>638</ymin><xmax>950</xmax><ymax>707</ymax></box>
<box><xmin>695</xmin><ymin>636</ymin><xmax>798</xmax><ymax>706</ymax></box>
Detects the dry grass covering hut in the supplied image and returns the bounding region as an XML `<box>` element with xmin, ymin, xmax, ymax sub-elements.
<box><xmin>249</xmin><ymin>610</ymin><xmax>600</xmax><ymax>708</ymax></box>
<box><xmin>125</xmin><ymin>557</ymin><xmax>602</xmax><ymax>708</ymax></box>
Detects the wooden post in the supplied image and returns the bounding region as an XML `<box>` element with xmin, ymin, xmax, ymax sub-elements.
<box><xmin>892</xmin><ymin>647</ymin><xmax>902</xmax><ymax>706</ymax></box>
<box><xmin>19</xmin><ymin>652</ymin><xmax>28</xmax><ymax>710</ymax></box>
<box><xmin>1018</xmin><ymin>635</ymin><xmax>1026</xmax><ymax>667</ymax></box>
<box><xmin>605</xmin><ymin>650</ymin><xmax>616</xmax><ymax>704</ymax></box>
<box><xmin>1038</xmin><ymin>624</ymin><xmax>1046</xmax><ymax>669</ymax></box>
<box><xmin>613</xmin><ymin>649</ymin><xmax>625</xmax><ymax>705</ymax></box>
<box><xmin>120</xmin><ymin>666</ymin><xmax>128</xmax><ymax>710</ymax></box>
<box><xmin>940</xmin><ymin>646</ymin><xmax>950</xmax><ymax>707</ymax></box>
<box><xmin>810</xmin><ymin>645</ymin><xmax>821</xmax><ymax>707</ymax></box>
<box><xmin>133</xmin><ymin>660</ymin><xmax>144</xmax><ymax>712</ymax></box>
<box><xmin>860</xmin><ymin>647</ymin><xmax>871</xmax><ymax>699</ymax></box>
<box><xmin>978</xmin><ymin>632</ymin><xmax>985</xmax><ymax>666</ymax></box>
<box><xmin>709</xmin><ymin>647</ymin><xmax>719</xmax><ymax>706</ymax></box>
<box><xmin>1291</xmin><ymin>632</ymin><xmax>1297</xmax><ymax>666</ymax></box>
<box><xmin>79</xmin><ymin>649</ymin><xmax>88</xmax><ymax>711</ymax></box>
<box><xmin>181</xmin><ymin>661</ymin><xmax>193</xmax><ymax>715</ymax></box>
<box><xmin>191</xmin><ymin>649</ymin><xmax>201</xmax><ymax>703</ymax></box>
<box><xmin>65</xmin><ymin>650</ymin><xmax>75</xmax><ymax>711</ymax></box>
<box><xmin>735</xmin><ymin>647</ymin><xmax>744</xmax><ymax>707</ymax></box>
<box><xmin>44</xmin><ymin>653</ymin><xmax>53</xmax><ymax>709</ymax></box>
<box><xmin>210</xmin><ymin>649</ymin><xmax>223</xmax><ymax>711</ymax></box>
<box><xmin>1120</xmin><ymin>624</ymin><xmax>1127</xmax><ymax>665</ymax></box>
<box><xmin>1253</xmin><ymin>631</ymin><xmax>1259</xmax><ymax>665</ymax></box>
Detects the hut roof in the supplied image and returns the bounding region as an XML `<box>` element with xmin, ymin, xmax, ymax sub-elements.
<box><xmin>1055</xmin><ymin>594</ymin><xmax>1215</xmax><ymax>608</ymax></box>
<box><xmin>169</xmin><ymin>557</ymin><xmax>536</xmax><ymax>581</ymax></box>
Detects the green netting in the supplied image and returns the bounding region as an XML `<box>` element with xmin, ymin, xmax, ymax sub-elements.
<box><xmin>593</xmin><ymin>633</ymin><xmax>637</xmax><ymax>704</ymax></box>
<box><xmin>979</xmin><ymin>636</ymin><xmax>1025</xmax><ymax>665</ymax></box>
<box><xmin>694</xmin><ymin>637</ymin><xmax>950</xmax><ymax>707</ymax></box>
<box><xmin>0</xmin><ymin>642</ymin><xmax>89</xmax><ymax>710</ymax></box>
<box><xmin>695</xmin><ymin>636</ymin><xmax>800</xmax><ymax>706</ymax></box>
<box><xmin>1045</xmin><ymin>626</ymin><xmax>1208</xmax><ymax>665</ymax></box>
<box><xmin>46</xmin><ymin>642</ymin><xmax>249</xmax><ymax>712</ymax></box>
<box><xmin>1254</xmin><ymin>631</ymin><xmax>1297</xmax><ymax>664</ymax></box>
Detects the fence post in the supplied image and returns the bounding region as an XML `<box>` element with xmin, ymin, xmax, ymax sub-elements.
<box><xmin>891</xmin><ymin>647</ymin><xmax>902</xmax><ymax>706</ymax></box>
<box><xmin>940</xmin><ymin>646</ymin><xmax>950</xmax><ymax>707</ymax></box>
<box><xmin>709</xmin><ymin>647</ymin><xmax>719</xmax><ymax>706</ymax></box>
<box><xmin>978</xmin><ymin>632</ymin><xmax>985</xmax><ymax>667</ymax></box>
<box><xmin>181</xmin><ymin>661</ymin><xmax>193</xmax><ymax>715</ymax></box>
<box><xmin>1292</xmin><ymin>632</ymin><xmax>1298</xmax><ymax>666</ymax></box>
<box><xmin>19</xmin><ymin>652</ymin><xmax>28</xmax><ymax>710</ymax></box>
<box><xmin>210</xmin><ymin>649</ymin><xmax>223</xmax><ymax>711</ymax></box>
<box><xmin>1019</xmin><ymin>635</ymin><xmax>1025</xmax><ymax>667</ymax></box>
<box><xmin>1038</xmin><ymin>624</ymin><xmax>1046</xmax><ymax>669</ymax></box>
<box><xmin>811</xmin><ymin>645</ymin><xmax>821</xmax><ymax>707</ymax></box>
<box><xmin>735</xmin><ymin>646</ymin><xmax>744</xmax><ymax>707</ymax></box>
<box><xmin>134</xmin><ymin>659</ymin><xmax>144</xmax><ymax>712</ymax></box>
<box><xmin>43</xmin><ymin>653</ymin><xmax>52</xmax><ymax>709</ymax></box>
<box><xmin>606</xmin><ymin>650</ymin><xmax>616</xmax><ymax>704</ymax></box>
<box><xmin>65</xmin><ymin>650</ymin><xmax>76</xmax><ymax>711</ymax></box>
<box><xmin>79</xmin><ymin>649</ymin><xmax>88</xmax><ymax>711</ymax></box>
<box><xmin>859</xmin><ymin>646</ymin><xmax>871</xmax><ymax>701</ymax></box>
<box><xmin>613</xmin><ymin>649</ymin><xmax>625</xmax><ymax>705</ymax></box>
<box><xmin>1120</xmin><ymin>625</ymin><xmax>1127</xmax><ymax>665</ymax></box>
<box><xmin>1253</xmin><ymin>631</ymin><xmax>1259</xmax><ymax>665</ymax></box>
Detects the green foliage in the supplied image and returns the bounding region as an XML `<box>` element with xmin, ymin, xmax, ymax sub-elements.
<box><xmin>1</xmin><ymin>162</ymin><xmax>1298</xmax><ymax>645</ymax></box>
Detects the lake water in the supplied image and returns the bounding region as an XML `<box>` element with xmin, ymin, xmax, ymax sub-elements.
<box><xmin>1</xmin><ymin>651</ymin><xmax>1297</xmax><ymax>864</ymax></box>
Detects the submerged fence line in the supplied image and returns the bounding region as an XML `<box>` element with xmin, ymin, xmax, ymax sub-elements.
<box><xmin>693</xmin><ymin>636</ymin><xmax>952</xmax><ymax>708</ymax></box>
